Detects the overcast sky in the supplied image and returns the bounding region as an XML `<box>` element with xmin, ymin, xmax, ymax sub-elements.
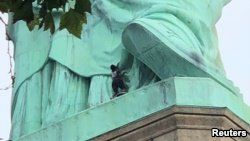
<box><xmin>0</xmin><ymin>0</ymin><xmax>250</xmax><ymax>140</ymax></box>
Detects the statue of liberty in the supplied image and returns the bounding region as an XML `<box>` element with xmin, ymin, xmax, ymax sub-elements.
<box><xmin>9</xmin><ymin>0</ymin><xmax>231</xmax><ymax>139</ymax></box>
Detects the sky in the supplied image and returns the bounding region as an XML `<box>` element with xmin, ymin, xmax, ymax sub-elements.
<box><xmin>0</xmin><ymin>0</ymin><xmax>250</xmax><ymax>140</ymax></box>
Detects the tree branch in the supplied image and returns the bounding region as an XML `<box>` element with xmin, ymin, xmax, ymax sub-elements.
<box><xmin>0</xmin><ymin>16</ymin><xmax>14</xmax><ymax>91</ymax></box>
<box><xmin>0</xmin><ymin>16</ymin><xmax>7</xmax><ymax>26</ymax></box>
<box><xmin>0</xmin><ymin>16</ymin><xmax>11</xmax><ymax>40</ymax></box>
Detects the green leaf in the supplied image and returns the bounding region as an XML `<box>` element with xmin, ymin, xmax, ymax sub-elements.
<box><xmin>12</xmin><ymin>0</ymin><xmax>34</xmax><ymax>23</ymax></box>
<box><xmin>27</xmin><ymin>16</ymin><xmax>40</xmax><ymax>31</ymax></box>
<box><xmin>59</xmin><ymin>9</ymin><xmax>86</xmax><ymax>38</ymax></box>
<box><xmin>47</xmin><ymin>0</ymin><xmax>61</xmax><ymax>11</ymax></box>
<box><xmin>39</xmin><ymin>3</ymin><xmax>47</xmax><ymax>18</ymax></box>
<box><xmin>75</xmin><ymin>0</ymin><xmax>91</xmax><ymax>14</ymax></box>
<box><xmin>0</xmin><ymin>2</ymin><xmax>10</xmax><ymax>13</ymax></box>
<box><xmin>37</xmin><ymin>0</ymin><xmax>43</xmax><ymax>5</ymax></box>
<box><xmin>44</xmin><ymin>12</ymin><xmax>55</xmax><ymax>34</ymax></box>
<box><xmin>59</xmin><ymin>0</ymin><xmax>68</xmax><ymax>7</ymax></box>
<box><xmin>39</xmin><ymin>19</ymin><xmax>44</xmax><ymax>29</ymax></box>
<box><xmin>4</xmin><ymin>0</ymin><xmax>91</xmax><ymax>38</ymax></box>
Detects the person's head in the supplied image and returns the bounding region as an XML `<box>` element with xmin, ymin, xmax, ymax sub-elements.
<box><xmin>110</xmin><ymin>64</ymin><xmax>118</xmax><ymax>72</ymax></box>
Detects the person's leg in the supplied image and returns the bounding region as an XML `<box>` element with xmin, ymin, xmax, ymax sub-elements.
<box><xmin>117</xmin><ymin>79</ymin><xmax>127</xmax><ymax>92</ymax></box>
<box><xmin>112</xmin><ymin>79</ymin><xmax>119</xmax><ymax>97</ymax></box>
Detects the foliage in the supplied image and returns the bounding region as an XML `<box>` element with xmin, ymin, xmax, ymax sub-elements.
<box><xmin>0</xmin><ymin>0</ymin><xmax>91</xmax><ymax>38</ymax></box>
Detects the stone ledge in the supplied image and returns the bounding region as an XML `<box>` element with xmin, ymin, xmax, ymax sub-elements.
<box><xmin>16</xmin><ymin>77</ymin><xmax>250</xmax><ymax>141</ymax></box>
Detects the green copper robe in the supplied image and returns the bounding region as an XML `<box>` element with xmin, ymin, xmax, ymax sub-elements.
<box><xmin>9</xmin><ymin>0</ymin><xmax>230</xmax><ymax>139</ymax></box>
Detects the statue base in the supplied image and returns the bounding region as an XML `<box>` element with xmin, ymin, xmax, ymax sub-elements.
<box><xmin>94</xmin><ymin>106</ymin><xmax>250</xmax><ymax>141</ymax></box>
<box><xmin>16</xmin><ymin>77</ymin><xmax>250</xmax><ymax>141</ymax></box>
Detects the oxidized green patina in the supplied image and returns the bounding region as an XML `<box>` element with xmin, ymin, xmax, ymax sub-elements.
<box><xmin>9</xmin><ymin>0</ymin><xmax>240</xmax><ymax>140</ymax></box>
<box><xmin>16</xmin><ymin>77</ymin><xmax>250</xmax><ymax>141</ymax></box>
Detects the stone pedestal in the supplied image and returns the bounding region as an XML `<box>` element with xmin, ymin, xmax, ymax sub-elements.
<box><xmin>16</xmin><ymin>77</ymin><xmax>250</xmax><ymax>141</ymax></box>
<box><xmin>94</xmin><ymin>106</ymin><xmax>250</xmax><ymax>141</ymax></box>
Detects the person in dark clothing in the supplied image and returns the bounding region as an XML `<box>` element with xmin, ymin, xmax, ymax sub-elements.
<box><xmin>110</xmin><ymin>64</ymin><xmax>127</xmax><ymax>97</ymax></box>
